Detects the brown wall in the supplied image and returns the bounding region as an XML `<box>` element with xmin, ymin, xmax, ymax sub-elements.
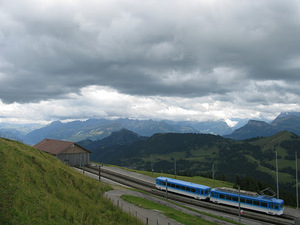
<box><xmin>57</xmin><ymin>144</ymin><xmax>90</xmax><ymax>166</ymax></box>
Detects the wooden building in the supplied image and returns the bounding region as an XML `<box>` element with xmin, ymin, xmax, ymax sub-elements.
<box><xmin>34</xmin><ymin>138</ymin><xmax>91</xmax><ymax>166</ymax></box>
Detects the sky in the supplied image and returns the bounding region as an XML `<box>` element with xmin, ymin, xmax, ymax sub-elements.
<box><xmin>1</xmin><ymin>0</ymin><xmax>300</xmax><ymax>127</ymax></box>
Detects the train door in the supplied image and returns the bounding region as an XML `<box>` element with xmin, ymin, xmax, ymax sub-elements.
<box><xmin>268</xmin><ymin>203</ymin><xmax>273</xmax><ymax>214</ymax></box>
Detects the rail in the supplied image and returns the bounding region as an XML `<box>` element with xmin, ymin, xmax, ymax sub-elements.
<box><xmin>76</xmin><ymin>165</ymin><xmax>296</xmax><ymax>225</ymax></box>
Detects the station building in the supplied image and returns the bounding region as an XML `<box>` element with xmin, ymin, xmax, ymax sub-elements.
<box><xmin>34</xmin><ymin>138</ymin><xmax>91</xmax><ymax>166</ymax></box>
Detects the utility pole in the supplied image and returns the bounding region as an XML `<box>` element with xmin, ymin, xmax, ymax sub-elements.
<box><xmin>98</xmin><ymin>164</ymin><xmax>103</xmax><ymax>181</ymax></box>
<box><xmin>238</xmin><ymin>186</ymin><xmax>241</xmax><ymax>223</ymax></box>
<box><xmin>166</xmin><ymin>179</ymin><xmax>168</xmax><ymax>200</ymax></box>
<box><xmin>212</xmin><ymin>164</ymin><xmax>215</xmax><ymax>188</ymax></box>
<box><xmin>276</xmin><ymin>149</ymin><xmax>279</xmax><ymax>198</ymax></box>
<box><xmin>296</xmin><ymin>151</ymin><xmax>299</xmax><ymax>209</ymax></box>
<box><xmin>151</xmin><ymin>155</ymin><xmax>153</xmax><ymax>176</ymax></box>
<box><xmin>174</xmin><ymin>159</ymin><xmax>177</xmax><ymax>179</ymax></box>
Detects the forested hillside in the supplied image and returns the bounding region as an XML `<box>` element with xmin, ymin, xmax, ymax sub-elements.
<box><xmin>82</xmin><ymin>130</ymin><xmax>300</xmax><ymax>206</ymax></box>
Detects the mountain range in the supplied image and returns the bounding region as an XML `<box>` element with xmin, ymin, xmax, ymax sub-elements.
<box><xmin>21</xmin><ymin>118</ymin><xmax>235</xmax><ymax>145</ymax></box>
<box><xmin>1</xmin><ymin>111</ymin><xmax>300</xmax><ymax>145</ymax></box>
<box><xmin>225</xmin><ymin>113</ymin><xmax>300</xmax><ymax>140</ymax></box>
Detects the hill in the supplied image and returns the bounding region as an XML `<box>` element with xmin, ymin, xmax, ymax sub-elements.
<box><xmin>225</xmin><ymin>113</ymin><xmax>300</xmax><ymax>140</ymax></box>
<box><xmin>224</xmin><ymin>120</ymin><xmax>280</xmax><ymax>140</ymax></box>
<box><xmin>0</xmin><ymin>138</ymin><xmax>141</xmax><ymax>225</ymax></box>
<box><xmin>271</xmin><ymin>115</ymin><xmax>300</xmax><ymax>134</ymax></box>
<box><xmin>83</xmin><ymin>131</ymin><xmax>299</xmax><ymax>206</ymax></box>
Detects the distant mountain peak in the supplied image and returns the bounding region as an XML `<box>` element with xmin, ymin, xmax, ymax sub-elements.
<box><xmin>247</xmin><ymin>120</ymin><xmax>269</xmax><ymax>126</ymax></box>
<box><xmin>49</xmin><ymin>120</ymin><xmax>63</xmax><ymax>126</ymax></box>
<box><xmin>276</xmin><ymin>112</ymin><xmax>300</xmax><ymax>119</ymax></box>
<box><xmin>224</xmin><ymin>119</ymin><xmax>280</xmax><ymax>140</ymax></box>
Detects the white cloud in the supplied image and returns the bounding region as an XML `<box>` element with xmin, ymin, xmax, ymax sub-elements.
<box><xmin>1</xmin><ymin>0</ymin><xmax>300</xmax><ymax>124</ymax></box>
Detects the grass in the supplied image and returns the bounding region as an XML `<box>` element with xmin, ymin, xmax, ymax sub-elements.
<box><xmin>93</xmin><ymin>162</ymin><xmax>234</xmax><ymax>188</ymax></box>
<box><xmin>130</xmin><ymin>170</ymin><xmax>233</xmax><ymax>188</ymax></box>
<box><xmin>149</xmin><ymin>195</ymin><xmax>242</xmax><ymax>225</ymax></box>
<box><xmin>0</xmin><ymin>138</ymin><xmax>142</xmax><ymax>225</ymax></box>
<box><xmin>121</xmin><ymin>195</ymin><xmax>218</xmax><ymax>225</ymax></box>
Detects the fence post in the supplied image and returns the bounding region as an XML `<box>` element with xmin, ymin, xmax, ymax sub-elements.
<box><xmin>146</xmin><ymin>218</ymin><xmax>148</xmax><ymax>225</ymax></box>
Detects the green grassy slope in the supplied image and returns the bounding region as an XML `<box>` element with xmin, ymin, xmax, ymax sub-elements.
<box><xmin>251</xmin><ymin>131</ymin><xmax>299</xmax><ymax>183</ymax></box>
<box><xmin>0</xmin><ymin>138</ymin><xmax>141</xmax><ymax>225</ymax></box>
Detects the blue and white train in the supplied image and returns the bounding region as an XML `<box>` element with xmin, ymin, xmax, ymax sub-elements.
<box><xmin>156</xmin><ymin>177</ymin><xmax>284</xmax><ymax>215</ymax></box>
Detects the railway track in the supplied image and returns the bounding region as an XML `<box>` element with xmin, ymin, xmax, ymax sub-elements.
<box><xmin>77</xmin><ymin>165</ymin><xmax>296</xmax><ymax>225</ymax></box>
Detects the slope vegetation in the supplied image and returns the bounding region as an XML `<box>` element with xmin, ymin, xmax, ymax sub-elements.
<box><xmin>84</xmin><ymin>131</ymin><xmax>300</xmax><ymax>206</ymax></box>
<box><xmin>0</xmin><ymin>138</ymin><xmax>141</xmax><ymax>225</ymax></box>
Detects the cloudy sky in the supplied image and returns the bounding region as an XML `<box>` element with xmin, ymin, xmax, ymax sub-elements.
<box><xmin>1</xmin><ymin>0</ymin><xmax>300</xmax><ymax>126</ymax></box>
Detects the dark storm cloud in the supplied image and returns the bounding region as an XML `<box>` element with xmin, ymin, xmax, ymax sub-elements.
<box><xmin>1</xmin><ymin>0</ymin><xmax>300</xmax><ymax>105</ymax></box>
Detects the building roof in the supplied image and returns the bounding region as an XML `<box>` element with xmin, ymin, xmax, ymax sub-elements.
<box><xmin>34</xmin><ymin>138</ymin><xmax>91</xmax><ymax>155</ymax></box>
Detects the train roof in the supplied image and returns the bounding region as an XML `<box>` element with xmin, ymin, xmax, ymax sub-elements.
<box><xmin>156</xmin><ymin>177</ymin><xmax>210</xmax><ymax>190</ymax></box>
<box><xmin>211</xmin><ymin>187</ymin><xmax>284</xmax><ymax>203</ymax></box>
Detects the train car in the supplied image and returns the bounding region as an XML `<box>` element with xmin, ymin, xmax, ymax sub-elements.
<box><xmin>156</xmin><ymin>177</ymin><xmax>210</xmax><ymax>200</ymax></box>
<box><xmin>210</xmin><ymin>187</ymin><xmax>284</xmax><ymax>215</ymax></box>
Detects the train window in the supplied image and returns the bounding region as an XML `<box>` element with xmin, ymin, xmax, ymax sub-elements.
<box><xmin>280</xmin><ymin>203</ymin><xmax>283</xmax><ymax>209</ymax></box>
<box><xmin>181</xmin><ymin>186</ymin><xmax>185</xmax><ymax>190</ymax></box>
<box><xmin>211</xmin><ymin>192</ymin><xmax>215</xmax><ymax>197</ymax></box>
<box><xmin>186</xmin><ymin>187</ymin><xmax>191</xmax><ymax>192</ymax></box>
<box><xmin>171</xmin><ymin>184</ymin><xmax>175</xmax><ymax>188</ymax></box>
<box><xmin>191</xmin><ymin>189</ymin><xmax>196</xmax><ymax>193</ymax></box>
<box><xmin>246</xmin><ymin>199</ymin><xmax>252</xmax><ymax>204</ymax></box>
<box><xmin>240</xmin><ymin>198</ymin><xmax>245</xmax><ymax>203</ymax></box>
<box><xmin>219</xmin><ymin>194</ymin><xmax>225</xmax><ymax>199</ymax></box>
<box><xmin>162</xmin><ymin>182</ymin><xmax>166</xmax><ymax>186</ymax></box>
<box><xmin>226</xmin><ymin>195</ymin><xmax>231</xmax><ymax>200</ymax></box>
<box><xmin>253</xmin><ymin>201</ymin><xmax>260</xmax><ymax>206</ymax></box>
<box><xmin>274</xmin><ymin>204</ymin><xmax>278</xmax><ymax>209</ymax></box>
<box><xmin>167</xmin><ymin>183</ymin><xmax>170</xmax><ymax>187</ymax></box>
<box><xmin>261</xmin><ymin>202</ymin><xmax>268</xmax><ymax>208</ymax></box>
<box><xmin>176</xmin><ymin>185</ymin><xmax>180</xmax><ymax>189</ymax></box>
<box><xmin>232</xmin><ymin>197</ymin><xmax>238</xmax><ymax>202</ymax></box>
